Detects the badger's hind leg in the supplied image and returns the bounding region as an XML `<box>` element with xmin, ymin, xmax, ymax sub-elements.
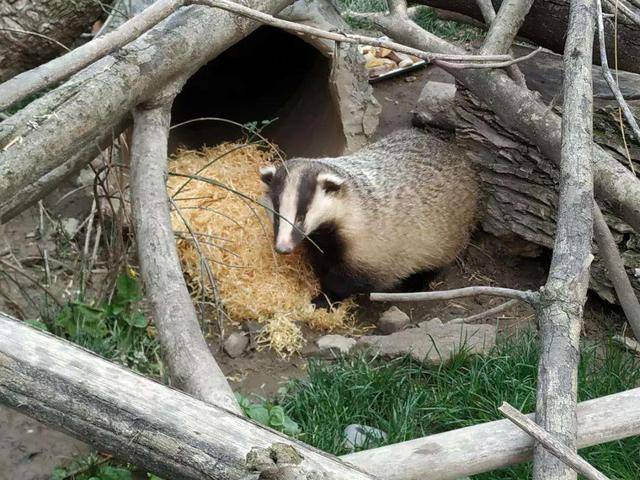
<box><xmin>398</xmin><ymin>269</ymin><xmax>438</xmax><ymax>293</ymax></box>
<box><xmin>312</xmin><ymin>267</ymin><xmax>374</xmax><ymax>310</ymax></box>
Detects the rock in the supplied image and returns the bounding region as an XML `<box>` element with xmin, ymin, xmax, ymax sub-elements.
<box><xmin>224</xmin><ymin>332</ymin><xmax>249</xmax><ymax>358</ymax></box>
<box><xmin>358</xmin><ymin>319</ymin><xmax>496</xmax><ymax>364</ymax></box>
<box><xmin>377</xmin><ymin>306</ymin><xmax>410</xmax><ymax>334</ymax></box>
<box><xmin>315</xmin><ymin>334</ymin><xmax>356</xmax><ymax>357</ymax></box>
<box><xmin>404</xmin><ymin>75</ymin><xmax>417</xmax><ymax>82</ymax></box>
<box><xmin>343</xmin><ymin>424</ymin><xmax>388</xmax><ymax>451</ymax></box>
<box><xmin>60</xmin><ymin>218</ymin><xmax>80</xmax><ymax>239</ymax></box>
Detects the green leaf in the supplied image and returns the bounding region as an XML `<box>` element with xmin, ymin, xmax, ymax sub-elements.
<box><xmin>114</xmin><ymin>273</ymin><xmax>142</xmax><ymax>306</ymax></box>
<box><xmin>99</xmin><ymin>466</ymin><xmax>133</xmax><ymax>480</ymax></box>
<box><xmin>247</xmin><ymin>405</ymin><xmax>270</xmax><ymax>425</ymax></box>
<box><xmin>281</xmin><ymin>416</ymin><xmax>301</xmax><ymax>436</ymax></box>
<box><xmin>268</xmin><ymin>406</ymin><xmax>286</xmax><ymax>427</ymax></box>
<box><xmin>125</xmin><ymin>311</ymin><xmax>148</xmax><ymax>329</ymax></box>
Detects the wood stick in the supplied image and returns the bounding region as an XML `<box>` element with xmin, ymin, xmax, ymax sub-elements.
<box><xmin>499</xmin><ymin>402</ymin><xmax>611</xmax><ymax>480</ymax></box>
<box><xmin>0</xmin><ymin>0</ymin><xmax>183</xmax><ymax>112</ymax></box>
<box><xmin>193</xmin><ymin>0</ymin><xmax>513</xmax><ymax>63</ymax></box>
<box><xmin>593</xmin><ymin>201</ymin><xmax>640</xmax><ymax>340</ymax></box>
<box><xmin>533</xmin><ymin>1</ymin><xmax>596</xmax><ymax>479</ymax></box>
<box><xmin>0</xmin><ymin>312</ymin><xmax>376</xmax><ymax>480</ymax></box>
<box><xmin>129</xmin><ymin>83</ymin><xmax>241</xmax><ymax>414</ymax></box>
<box><xmin>449</xmin><ymin>299</ymin><xmax>520</xmax><ymax>324</ymax></box>
<box><xmin>370</xmin><ymin>286</ymin><xmax>538</xmax><ymax>304</ymax></box>
<box><xmin>595</xmin><ymin>0</ymin><xmax>640</xmax><ymax>143</ymax></box>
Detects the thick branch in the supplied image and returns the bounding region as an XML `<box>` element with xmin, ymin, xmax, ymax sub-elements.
<box><xmin>593</xmin><ymin>202</ymin><xmax>640</xmax><ymax>340</ymax></box>
<box><xmin>0</xmin><ymin>0</ymin><xmax>183</xmax><ymax>112</ymax></box>
<box><xmin>362</xmin><ymin>3</ymin><xmax>640</xmax><ymax>233</ymax></box>
<box><xmin>0</xmin><ymin>313</ymin><xmax>376</xmax><ymax>480</ymax></box>
<box><xmin>500</xmin><ymin>403</ymin><xmax>610</xmax><ymax>480</ymax></box>
<box><xmin>130</xmin><ymin>91</ymin><xmax>240</xmax><ymax>413</ymax></box>
<box><xmin>480</xmin><ymin>0</ymin><xmax>534</xmax><ymax>55</ymax></box>
<box><xmin>533</xmin><ymin>1</ymin><xmax>596</xmax><ymax>479</ymax></box>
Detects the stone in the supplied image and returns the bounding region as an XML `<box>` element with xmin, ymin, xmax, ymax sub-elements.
<box><xmin>357</xmin><ymin>319</ymin><xmax>496</xmax><ymax>364</ymax></box>
<box><xmin>224</xmin><ymin>332</ymin><xmax>249</xmax><ymax>358</ymax></box>
<box><xmin>60</xmin><ymin>217</ymin><xmax>80</xmax><ymax>239</ymax></box>
<box><xmin>404</xmin><ymin>75</ymin><xmax>417</xmax><ymax>82</ymax></box>
<box><xmin>343</xmin><ymin>424</ymin><xmax>388</xmax><ymax>451</ymax></box>
<box><xmin>315</xmin><ymin>334</ymin><xmax>356</xmax><ymax>357</ymax></box>
<box><xmin>377</xmin><ymin>306</ymin><xmax>410</xmax><ymax>334</ymax></box>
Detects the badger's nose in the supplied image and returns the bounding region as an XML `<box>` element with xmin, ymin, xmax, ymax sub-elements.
<box><xmin>275</xmin><ymin>241</ymin><xmax>294</xmax><ymax>254</ymax></box>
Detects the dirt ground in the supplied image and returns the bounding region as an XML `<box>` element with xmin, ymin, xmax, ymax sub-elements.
<box><xmin>0</xmin><ymin>63</ymin><xmax>626</xmax><ymax>480</ymax></box>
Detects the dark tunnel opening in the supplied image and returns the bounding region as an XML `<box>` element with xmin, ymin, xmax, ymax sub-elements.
<box><xmin>169</xmin><ymin>26</ymin><xmax>345</xmax><ymax>159</ymax></box>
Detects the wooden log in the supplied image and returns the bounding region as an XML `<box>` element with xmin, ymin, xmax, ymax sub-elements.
<box><xmin>0</xmin><ymin>0</ymin><xmax>293</xmax><ymax>223</ymax></box>
<box><xmin>0</xmin><ymin>0</ymin><xmax>105</xmax><ymax>82</ymax></box>
<box><xmin>2</xmin><ymin>311</ymin><xmax>640</xmax><ymax>480</ymax></box>
<box><xmin>0</xmin><ymin>312</ymin><xmax>375</xmax><ymax>480</ymax></box>
<box><xmin>413</xmin><ymin>44</ymin><xmax>640</xmax><ymax>303</ymax></box>
<box><xmin>412</xmin><ymin>0</ymin><xmax>640</xmax><ymax>75</ymax></box>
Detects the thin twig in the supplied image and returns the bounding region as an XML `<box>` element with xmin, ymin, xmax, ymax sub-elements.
<box><xmin>370</xmin><ymin>286</ymin><xmax>538</xmax><ymax>304</ymax></box>
<box><xmin>0</xmin><ymin>258</ymin><xmax>64</xmax><ymax>308</ymax></box>
<box><xmin>449</xmin><ymin>299</ymin><xmax>520</xmax><ymax>324</ymax></box>
<box><xmin>604</xmin><ymin>0</ymin><xmax>640</xmax><ymax>25</ymax></box>
<box><xmin>595</xmin><ymin>0</ymin><xmax>640</xmax><ymax>145</ymax></box>
<box><xmin>191</xmin><ymin>0</ymin><xmax>512</xmax><ymax>63</ymax></box>
<box><xmin>499</xmin><ymin>403</ymin><xmax>611</xmax><ymax>480</ymax></box>
<box><xmin>437</xmin><ymin>46</ymin><xmax>541</xmax><ymax>70</ymax></box>
<box><xmin>0</xmin><ymin>28</ymin><xmax>71</xmax><ymax>51</ymax></box>
<box><xmin>612</xmin><ymin>334</ymin><xmax>640</xmax><ymax>354</ymax></box>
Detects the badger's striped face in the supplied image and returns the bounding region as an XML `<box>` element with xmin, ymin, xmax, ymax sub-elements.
<box><xmin>260</xmin><ymin>164</ymin><xmax>344</xmax><ymax>254</ymax></box>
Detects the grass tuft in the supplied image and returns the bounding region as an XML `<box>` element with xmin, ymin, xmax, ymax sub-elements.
<box><xmin>280</xmin><ymin>332</ymin><xmax>640</xmax><ymax>479</ymax></box>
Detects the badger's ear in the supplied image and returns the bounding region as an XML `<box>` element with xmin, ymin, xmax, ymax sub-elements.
<box><xmin>318</xmin><ymin>172</ymin><xmax>345</xmax><ymax>193</ymax></box>
<box><xmin>259</xmin><ymin>165</ymin><xmax>276</xmax><ymax>186</ymax></box>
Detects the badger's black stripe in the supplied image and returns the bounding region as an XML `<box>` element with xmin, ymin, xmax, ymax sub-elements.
<box><xmin>267</xmin><ymin>169</ymin><xmax>286</xmax><ymax>239</ymax></box>
<box><xmin>292</xmin><ymin>170</ymin><xmax>319</xmax><ymax>245</ymax></box>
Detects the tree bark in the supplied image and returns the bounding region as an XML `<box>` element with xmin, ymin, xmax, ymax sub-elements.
<box><xmin>0</xmin><ymin>313</ymin><xmax>375</xmax><ymax>480</ymax></box>
<box><xmin>0</xmin><ymin>0</ymin><xmax>292</xmax><ymax>224</ymax></box>
<box><xmin>129</xmin><ymin>85</ymin><xmax>241</xmax><ymax>414</ymax></box>
<box><xmin>413</xmin><ymin>45</ymin><xmax>640</xmax><ymax>304</ymax></box>
<box><xmin>2</xmin><ymin>311</ymin><xmax>640</xmax><ymax>480</ymax></box>
<box><xmin>0</xmin><ymin>0</ymin><xmax>107</xmax><ymax>82</ymax></box>
<box><xmin>533</xmin><ymin>1</ymin><xmax>595</xmax><ymax>478</ymax></box>
<box><xmin>413</xmin><ymin>0</ymin><xmax>640</xmax><ymax>75</ymax></box>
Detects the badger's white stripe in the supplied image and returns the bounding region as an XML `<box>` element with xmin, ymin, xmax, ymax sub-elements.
<box><xmin>276</xmin><ymin>173</ymin><xmax>300</xmax><ymax>249</ymax></box>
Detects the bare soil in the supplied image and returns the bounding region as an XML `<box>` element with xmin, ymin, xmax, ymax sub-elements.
<box><xmin>0</xmin><ymin>64</ymin><xmax>625</xmax><ymax>479</ymax></box>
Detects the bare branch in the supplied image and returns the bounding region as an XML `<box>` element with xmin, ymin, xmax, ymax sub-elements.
<box><xmin>533</xmin><ymin>1</ymin><xmax>596</xmax><ymax>478</ymax></box>
<box><xmin>449</xmin><ymin>299</ymin><xmax>520</xmax><ymax>324</ymax></box>
<box><xmin>129</xmin><ymin>85</ymin><xmax>241</xmax><ymax>414</ymax></box>
<box><xmin>0</xmin><ymin>0</ymin><xmax>183</xmax><ymax>112</ymax></box>
<box><xmin>437</xmin><ymin>46</ymin><xmax>541</xmax><ymax>69</ymax></box>
<box><xmin>481</xmin><ymin>0</ymin><xmax>534</xmax><ymax>55</ymax></box>
<box><xmin>370</xmin><ymin>286</ymin><xmax>538</xmax><ymax>304</ymax></box>
<box><xmin>500</xmin><ymin>403</ymin><xmax>611</xmax><ymax>480</ymax></box>
<box><xmin>476</xmin><ymin>0</ymin><xmax>497</xmax><ymax>23</ymax></box>
<box><xmin>595</xmin><ymin>0</ymin><xmax>640</xmax><ymax>144</ymax></box>
<box><xmin>593</xmin><ymin>201</ymin><xmax>640</xmax><ymax>340</ymax></box>
<box><xmin>193</xmin><ymin>0</ymin><xmax>513</xmax><ymax>63</ymax></box>
<box><xmin>603</xmin><ymin>0</ymin><xmax>640</xmax><ymax>25</ymax></box>
<box><xmin>612</xmin><ymin>334</ymin><xmax>640</xmax><ymax>354</ymax></box>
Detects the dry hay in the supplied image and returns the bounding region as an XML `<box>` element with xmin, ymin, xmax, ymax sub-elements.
<box><xmin>167</xmin><ymin>140</ymin><xmax>354</xmax><ymax>356</ymax></box>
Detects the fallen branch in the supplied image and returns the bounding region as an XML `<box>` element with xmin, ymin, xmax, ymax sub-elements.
<box><xmin>370</xmin><ymin>286</ymin><xmax>538</xmax><ymax>304</ymax></box>
<box><xmin>593</xmin><ymin>201</ymin><xmax>640</xmax><ymax>340</ymax></box>
<box><xmin>0</xmin><ymin>0</ymin><xmax>183</xmax><ymax>112</ymax></box>
<box><xmin>129</xmin><ymin>85</ymin><xmax>240</xmax><ymax>413</ymax></box>
<box><xmin>449</xmin><ymin>299</ymin><xmax>520</xmax><ymax>324</ymax></box>
<box><xmin>0</xmin><ymin>313</ymin><xmax>376</xmax><ymax>480</ymax></box>
<box><xmin>196</xmin><ymin>0</ymin><xmax>513</xmax><ymax>64</ymax></box>
<box><xmin>612</xmin><ymin>334</ymin><xmax>640</xmax><ymax>354</ymax></box>
<box><xmin>2</xmin><ymin>311</ymin><xmax>640</xmax><ymax>480</ymax></box>
<box><xmin>533</xmin><ymin>1</ymin><xmax>596</xmax><ymax>478</ymax></box>
<box><xmin>499</xmin><ymin>402</ymin><xmax>610</xmax><ymax>480</ymax></box>
<box><xmin>595</xmin><ymin>0</ymin><xmax>640</xmax><ymax>144</ymax></box>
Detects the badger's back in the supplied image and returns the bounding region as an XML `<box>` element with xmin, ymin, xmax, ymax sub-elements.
<box><xmin>311</xmin><ymin>129</ymin><xmax>480</xmax><ymax>290</ymax></box>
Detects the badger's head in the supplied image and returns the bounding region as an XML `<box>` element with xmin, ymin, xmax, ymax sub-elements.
<box><xmin>259</xmin><ymin>162</ymin><xmax>345</xmax><ymax>254</ymax></box>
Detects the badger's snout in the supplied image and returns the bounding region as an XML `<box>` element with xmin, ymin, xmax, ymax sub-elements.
<box><xmin>275</xmin><ymin>239</ymin><xmax>295</xmax><ymax>254</ymax></box>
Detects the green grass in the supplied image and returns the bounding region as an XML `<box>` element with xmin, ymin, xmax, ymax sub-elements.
<box><xmin>279</xmin><ymin>333</ymin><xmax>640</xmax><ymax>479</ymax></box>
<box><xmin>30</xmin><ymin>271</ymin><xmax>162</xmax><ymax>378</ymax></box>
<box><xmin>337</xmin><ymin>0</ymin><xmax>483</xmax><ymax>43</ymax></box>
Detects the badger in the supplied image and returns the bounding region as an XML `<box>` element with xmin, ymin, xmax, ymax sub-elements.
<box><xmin>259</xmin><ymin>129</ymin><xmax>480</xmax><ymax>309</ymax></box>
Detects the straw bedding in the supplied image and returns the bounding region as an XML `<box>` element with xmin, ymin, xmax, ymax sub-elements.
<box><xmin>167</xmin><ymin>141</ymin><xmax>354</xmax><ymax>355</ymax></box>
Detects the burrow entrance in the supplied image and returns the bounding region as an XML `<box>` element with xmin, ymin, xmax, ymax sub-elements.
<box><xmin>169</xmin><ymin>26</ymin><xmax>346</xmax><ymax>158</ymax></box>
